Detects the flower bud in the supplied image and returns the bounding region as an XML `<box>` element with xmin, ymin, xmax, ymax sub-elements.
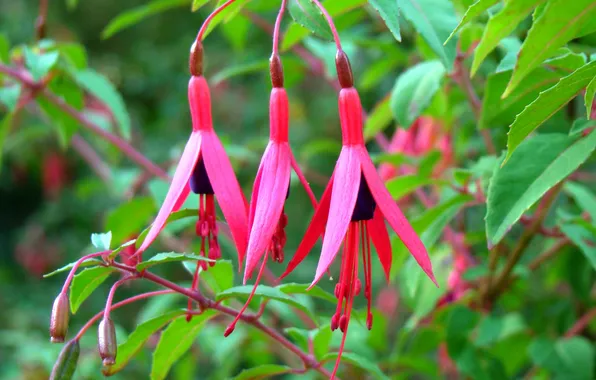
<box><xmin>50</xmin><ymin>293</ymin><xmax>70</xmax><ymax>343</ymax></box>
<box><xmin>50</xmin><ymin>339</ymin><xmax>80</xmax><ymax>380</ymax></box>
<box><xmin>98</xmin><ymin>318</ymin><xmax>117</xmax><ymax>366</ymax></box>
<box><xmin>335</xmin><ymin>50</ymin><xmax>353</xmax><ymax>89</ymax></box>
<box><xmin>269</xmin><ymin>54</ymin><xmax>284</xmax><ymax>88</ymax></box>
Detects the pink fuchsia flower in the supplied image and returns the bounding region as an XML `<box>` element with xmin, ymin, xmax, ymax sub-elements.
<box><xmin>224</xmin><ymin>55</ymin><xmax>318</xmax><ymax>336</ymax></box>
<box><xmin>280</xmin><ymin>52</ymin><xmax>436</xmax><ymax>377</ymax></box>
<box><xmin>378</xmin><ymin>116</ymin><xmax>453</xmax><ymax>181</ymax></box>
<box><xmin>135</xmin><ymin>51</ymin><xmax>248</xmax><ymax>265</ymax></box>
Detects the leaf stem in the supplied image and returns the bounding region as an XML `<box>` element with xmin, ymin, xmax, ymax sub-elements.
<box><xmin>310</xmin><ymin>0</ymin><xmax>343</xmax><ymax>51</ymax></box>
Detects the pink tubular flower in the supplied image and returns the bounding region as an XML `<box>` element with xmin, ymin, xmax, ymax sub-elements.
<box><xmin>135</xmin><ymin>48</ymin><xmax>247</xmax><ymax>265</ymax></box>
<box><xmin>224</xmin><ymin>54</ymin><xmax>318</xmax><ymax>336</ymax></box>
<box><xmin>280</xmin><ymin>52</ymin><xmax>436</xmax><ymax>378</ymax></box>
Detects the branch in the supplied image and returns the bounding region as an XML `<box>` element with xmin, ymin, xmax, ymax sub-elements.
<box><xmin>0</xmin><ymin>63</ymin><xmax>170</xmax><ymax>181</ymax></box>
<box><xmin>71</xmin><ymin>134</ymin><xmax>113</xmax><ymax>183</ymax></box>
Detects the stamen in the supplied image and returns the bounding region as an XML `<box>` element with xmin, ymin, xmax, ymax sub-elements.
<box><xmin>224</xmin><ymin>251</ymin><xmax>269</xmax><ymax>337</ymax></box>
<box><xmin>364</xmin><ymin>221</ymin><xmax>373</xmax><ymax>330</ymax></box>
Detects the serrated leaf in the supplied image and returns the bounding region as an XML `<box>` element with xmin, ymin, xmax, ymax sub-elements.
<box><xmin>91</xmin><ymin>231</ymin><xmax>112</xmax><ymax>250</ymax></box>
<box><xmin>504</xmin><ymin>0</ymin><xmax>596</xmax><ymax>96</ymax></box>
<box><xmin>506</xmin><ymin>61</ymin><xmax>596</xmax><ymax>162</ymax></box>
<box><xmin>368</xmin><ymin>0</ymin><xmax>401</xmax><ymax>41</ymax></box>
<box><xmin>69</xmin><ymin>266</ymin><xmax>116</xmax><ymax>313</ymax></box>
<box><xmin>74</xmin><ymin>69</ymin><xmax>132</xmax><ymax>139</ymax></box>
<box><xmin>43</xmin><ymin>258</ymin><xmax>102</xmax><ymax>278</ymax></box>
<box><xmin>445</xmin><ymin>0</ymin><xmax>499</xmax><ymax>44</ymax></box>
<box><xmin>487</xmin><ymin>132</ymin><xmax>596</xmax><ymax>246</ymax></box>
<box><xmin>136</xmin><ymin>252</ymin><xmax>214</xmax><ymax>272</ymax></box>
<box><xmin>390</xmin><ymin>60</ymin><xmax>445</xmax><ymax>126</ymax></box>
<box><xmin>471</xmin><ymin>0</ymin><xmax>546</xmax><ymax>76</ymax></box>
<box><xmin>24</xmin><ymin>47</ymin><xmax>59</xmax><ymax>81</ymax></box>
<box><xmin>102</xmin><ymin>0</ymin><xmax>191</xmax><ymax>39</ymax></box>
<box><xmin>322</xmin><ymin>352</ymin><xmax>389</xmax><ymax>380</ymax></box>
<box><xmin>216</xmin><ymin>285</ymin><xmax>316</xmax><ymax>321</ymax></box>
<box><xmin>288</xmin><ymin>0</ymin><xmax>333</xmax><ymax>40</ymax></box>
<box><xmin>585</xmin><ymin>76</ymin><xmax>596</xmax><ymax>119</ymax></box>
<box><xmin>150</xmin><ymin>311</ymin><xmax>216</xmax><ymax>380</ymax></box>
<box><xmin>364</xmin><ymin>96</ymin><xmax>392</xmax><ymax>140</ymax></box>
<box><xmin>104</xmin><ymin>310</ymin><xmax>185</xmax><ymax>376</ymax></box>
<box><xmin>233</xmin><ymin>365</ymin><xmax>291</xmax><ymax>380</ymax></box>
<box><xmin>565</xmin><ymin>182</ymin><xmax>596</xmax><ymax>222</ymax></box>
<box><xmin>276</xmin><ymin>282</ymin><xmax>336</xmax><ymax>303</ymax></box>
<box><xmin>398</xmin><ymin>0</ymin><xmax>458</xmax><ymax>70</ymax></box>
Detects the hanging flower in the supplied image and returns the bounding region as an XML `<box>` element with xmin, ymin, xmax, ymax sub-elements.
<box><xmin>224</xmin><ymin>55</ymin><xmax>318</xmax><ymax>336</ymax></box>
<box><xmin>280</xmin><ymin>51</ymin><xmax>436</xmax><ymax>378</ymax></box>
<box><xmin>135</xmin><ymin>45</ymin><xmax>248</xmax><ymax>265</ymax></box>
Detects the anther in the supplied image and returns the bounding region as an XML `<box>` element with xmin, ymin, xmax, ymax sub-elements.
<box><xmin>339</xmin><ymin>315</ymin><xmax>347</xmax><ymax>333</ymax></box>
<box><xmin>335</xmin><ymin>50</ymin><xmax>354</xmax><ymax>89</ymax></box>
<box><xmin>189</xmin><ymin>40</ymin><xmax>204</xmax><ymax>76</ymax></box>
<box><xmin>269</xmin><ymin>54</ymin><xmax>284</xmax><ymax>88</ymax></box>
<box><xmin>366</xmin><ymin>313</ymin><xmax>373</xmax><ymax>330</ymax></box>
<box><xmin>331</xmin><ymin>314</ymin><xmax>340</xmax><ymax>331</ymax></box>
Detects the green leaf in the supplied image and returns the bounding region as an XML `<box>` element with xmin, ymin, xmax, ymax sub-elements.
<box><xmin>487</xmin><ymin>132</ymin><xmax>596</xmax><ymax>246</ymax></box>
<box><xmin>276</xmin><ymin>282</ymin><xmax>336</xmax><ymax>303</ymax></box>
<box><xmin>233</xmin><ymin>365</ymin><xmax>291</xmax><ymax>380</ymax></box>
<box><xmin>0</xmin><ymin>84</ymin><xmax>21</xmax><ymax>112</ymax></box>
<box><xmin>585</xmin><ymin>76</ymin><xmax>596</xmax><ymax>119</ymax></box>
<box><xmin>183</xmin><ymin>260</ymin><xmax>234</xmax><ymax>293</ymax></box>
<box><xmin>66</xmin><ymin>0</ymin><xmax>79</xmax><ymax>10</ymax></box>
<box><xmin>312</xmin><ymin>325</ymin><xmax>332</xmax><ymax>360</ymax></box>
<box><xmin>445</xmin><ymin>0</ymin><xmax>499</xmax><ymax>44</ymax></box>
<box><xmin>69</xmin><ymin>266</ymin><xmax>116</xmax><ymax>313</ymax></box>
<box><xmin>322</xmin><ymin>352</ymin><xmax>389</xmax><ymax>380</ymax></box>
<box><xmin>43</xmin><ymin>258</ymin><xmax>102</xmax><ymax>278</ymax></box>
<box><xmin>23</xmin><ymin>47</ymin><xmax>59</xmax><ymax>80</ymax></box>
<box><xmin>0</xmin><ymin>33</ymin><xmax>9</xmax><ymax>63</ymax></box>
<box><xmin>105</xmin><ymin>197</ymin><xmax>156</xmax><ymax>246</ymax></box>
<box><xmin>74</xmin><ymin>69</ymin><xmax>132</xmax><ymax>139</ymax></box>
<box><xmin>475</xmin><ymin>313</ymin><xmax>527</xmax><ymax>347</ymax></box>
<box><xmin>91</xmin><ymin>231</ymin><xmax>112</xmax><ymax>250</ymax></box>
<box><xmin>192</xmin><ymin>0</ymin><xmax>210</xmax><ymax>12</ymax></box>
<box><xmin>136</xmin><ymin>252</ymin><xmax>214</xmax><ymax>272</ymax></box>
<box><xmin>386</xmin><ymin>175</ymin><xmax>437</xmax><ymax>200</ymax></box>
<box><xmin>364</xmin><ymin>96</ymin><xmax>392</xmax><ymax>140</ymax></box>
<box><xmin>560</xmin><ymin>222</ymin><xmax>596</xmax><ymax>270</ymax></box>
<box><xmin>479</xmin><ymin>68</ymin><xmax>565</xmax><ymax>130</ymax></box>
<box><xmin>288</xmin><ymin>0</ymin><xmax>333</xmax><ymax>40</ymax></box>
<box><xmin>569</xmin><ymin>118</ymin><xmax>596</xmax><ymax>137</ymax></box>
<box><xmin>56</xmin><ymin>43</ymin><xmax>88</xmax><ymax>70</ymax></box>
<box><xmin>211</xmin><ymin>61</ymin><xmax>268</xmax><ymax>86</ymax></box>
<box><xmin>368</xmin><ymin>0</ymin><xmax>401</xmax><ymax>42</ymax></box>
<box><xmin>529</xmin><ymin>336</ymin><xmax>595</xmax><ymax>379</ymax></box>
<box><xmin>398</xmin><ymin>0</ymin><xmax>458</xmax><ymax>70</ymax></box>
<box><xmin>471</xmin><ymin>0</ymin><xmax>546</xmax><ymax>76</ymax></box>
<box><xmin>505</xmin><ymin>61</ymin><xmax>596</xmax><ymax>161</ymax></box>
<box><xmin>102</xmin><ymin>0</ymin><xmax>191</xmax><ymax>39</ymax></box>
<box><xmin>216</xmin><ymin>285</ymin><xmax>316</xmax><ymax>321</ymax></box>
<box><xmin>282</xmin><ymin>0</ymin><xmax>368</xmax><ymax>50</ymax></box>
<box><xmin>390</xmin><ymin>60</ymin><xmax>445</xmax><ymax>127</ymax></box>
<box><xmin>151</xmin><ymin>311</ymin><xmax>216</xmax><ymax>380</ymax></box>
<box><xmin>565</xmin><ymin>182</ymin><xmax>596</xmax><ymax>222</ymax></box>
<box><xmin>104</xmin><ymin>310</ymin><xmax>185</xmax><ymax>376</ymax></box>
<box><xmin>200</xmin><ymin>0</ymin><xmax>251</xmax><ymax>38</ymax></box>
<box><xmin>504</xmin><ymin>0</ymin><xmax>596</xmax><ymax>96</ymax></box>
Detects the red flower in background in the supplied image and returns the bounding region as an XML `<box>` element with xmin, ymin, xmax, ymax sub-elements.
<box><xmin>42</xmin><ymin>152</ymin><xmax>69</xmax><ymax>200</ymax></box>
<box><xmin>280</xmin><ymin>52</ymin><xmax>436</xmax><ymax>378</ymax></box>
<box><xmin>379</xmin><ymin>116</ymin><xmax>452</xmax><ymax>182</ymax></box>
<box><xmin>134</xmin><ymin>75</ymin><xmax>248</xmax><ymax>263</ymax></box>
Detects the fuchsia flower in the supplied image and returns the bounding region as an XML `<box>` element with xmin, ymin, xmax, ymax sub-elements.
<box><xmin>135</xmin><ymin>48</ymin><xmax>248</xmax><ymax>265</ymax></box>
<box><xmin>225</xmin><ymin>55</ymin><xmax>318</xmax><ymax>336</ymax></box>
<box><xmin>280</xmin><ymin>52</ymin><xmax>436</xmax><ymax>378</ymax></box>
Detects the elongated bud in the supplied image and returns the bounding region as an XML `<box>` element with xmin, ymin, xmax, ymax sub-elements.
<box><xmin>270</xmin><ymin>54</ymin><xmax>284</xmax><ymax>88</ymax></box>
<box><xmin>98</xmin><ymin>318</ymin><xmax>117</xmax><ymax>366</ymax></box>
<box><xmin>335</xmin><ymin>50</ymin><xmax>353</xmax><ymax>89</ymax></box>
<box><xmin>189</xmin><ymin>40</ymin><xmax>204</xmax><ymax>76</ymax></box>
<box><xmin>50</xmin><ymin>293</ymin><xmax>70</xmax><ymax>343</ymax></box>
<box><xmin>50</xmin><ymin>339</ymin><xmax>80</xmax><ymax>380</ymax></box>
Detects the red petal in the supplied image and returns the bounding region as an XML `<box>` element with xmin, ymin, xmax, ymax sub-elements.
<box><xmin>248</xmin><ymin>162</ymin><xmax>265</xmax><ymax>232</ymax></box>
<box><xmin>136</xmin><ymin>132</ymin><xmax>201</xmax><ymax>255</ymax></box>
<box><xmin>368</xmin><ymin>209</ymin><xmax>392</xmax><ymax>282</ymax></box>
<box><xmin>202</xmin><ymin>131</ymin><xmax>248</xmax><ymax>262</ymax></box>
<box><xmin>290</xmin><ymin>151</ymin><xmax>318</xmax><ymax>209</ymax></box>
<box><xmin>312</xmin><ymin>147</ymin><xmax>361</xmax><ymax>285</ymax></box>
<box><xmin>360</xmin><ymin>148</ymin><xmax>437</xmax><ymax>285</ymax></box>
<box><xmin>280</xmin><ymin>176</ymin><xmax>334</xmax><ymax>279</ymax></box>
<box><xmin>244</xmin><ymin>143</ymin><xmax>291</xmax><ymax>283</ymax></box>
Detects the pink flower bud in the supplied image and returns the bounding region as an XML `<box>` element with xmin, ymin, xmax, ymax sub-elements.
<box><xmin>50</xmin><ymin>293</ymin><xmax>70</xmax><ymax>343</ymax></box>
<box><xmin>98</xmin><ymin>318</ymin><xmax>117</xmax><ymax>366</ymax></box>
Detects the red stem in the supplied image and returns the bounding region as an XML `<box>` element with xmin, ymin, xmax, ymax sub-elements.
<box><xmin>195</xmin><ymin>0</ymin><xmax>237</xmax><ymax>42</ymax></box>
<box><xmin>310</xmin><ymin>0</ymin><xmax>342</xmax><ymax>50</ymax></box>
<box><xmin>103</xmin><ymin>276</ymin><xmax>136</xmax><ymax>321</ymax></box>
<box><xmin>272</xmin><ymin>0</ymin><xmax>288</xmax><ymax>55</ymax></box>
<box><xmin>60</xmin><ymin>251</ymin><xmax>108</xmax><ymax>295</ymax></box>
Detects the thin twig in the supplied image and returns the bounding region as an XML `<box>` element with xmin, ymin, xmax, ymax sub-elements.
<box><xmin>71</xmin><ymin>134</ymin><xmax>113</xmax><ymax>183</ymax></box>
